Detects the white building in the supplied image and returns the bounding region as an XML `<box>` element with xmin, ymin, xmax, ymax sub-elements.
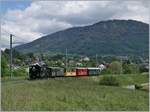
<box><xmin>76</xmin><ymin>62</ymin><xmax>83</xmax><ymax>66</ymax></box>
<box><xmin>83</xmin><ymin>57</ymin><xmax>90</xmax><ymax>61</ymax></box>
<box><xmin>98</xmin><ymin>64</ymin><xmax>106</xmax><ymax>71</ymax></box>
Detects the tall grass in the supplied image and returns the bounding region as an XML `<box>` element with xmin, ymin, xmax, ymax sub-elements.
<box><xmin>1</xmin><ymin>74</ymin><xmax>149</xmax><ymax>111</ymax></box>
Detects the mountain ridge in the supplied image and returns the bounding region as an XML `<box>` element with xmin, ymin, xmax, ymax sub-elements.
<box><xmin>15</xmin><ymin>19</ymin><xmax>149</xmax><ymax>56</ymax></box>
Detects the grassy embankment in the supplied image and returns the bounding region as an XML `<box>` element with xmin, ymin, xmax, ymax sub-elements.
<box><xmin>1</xmin><ymin>73</ymin><xmax>149</xmax><ymax>111</ymax></box>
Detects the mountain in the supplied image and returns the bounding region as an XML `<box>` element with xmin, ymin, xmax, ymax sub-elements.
<box><xmin>15</xmin><ymin>19</ymin><xmax>149</xmax><ymax>56</ymax></box>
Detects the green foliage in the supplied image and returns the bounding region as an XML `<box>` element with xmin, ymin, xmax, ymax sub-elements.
<box><xmin>1</xmin><ymin>55</ymin><xmax>9</xmax><ymax>77</ymax></box>
<box><xmin>3</xmin><ymin>49</ymin><xmax>26</xmax><ymax>66</ymax></box>
<box><xmin>101</xmin><ymin>68</ymin><xmax>111</xmax><ymax>74</ymax></box>
<box><xmin>100</xmin><ymin>56</ymin><xmax>119</xmax><ymax>63</ymax></box>
<box><xmin>82</xmin><ymin>60</ymin><xmax>95</xmax><ymax>67</ymax></box>
<box><xmin>102</xmin><ymin>62</ymin><xmax>141</xmax><ymax>75</ymax></box>
<box><xmin>99</xmin><ymin>76</ymin><xmax>120</xmax><ymax>86</ymax></box>
<box><xmin>123</xmin><ymin>63</ymin><xmax>139</xmax><ymax>74</ymax></box>
<box><xmin>2</xmin><ymin>49</ymin><xmax>9</xmax><ymax>60</ymax></box>
<box><xmin>13</xmin><ymin>68</ymin><xmax>27</xmax><ymax>77</ymax></box>
<box><xmin>104</xmin><ymin>74</ymin><xmax>149</xmax><ymax>86</ymax></box>
<box><xmin>139</xmin><ymin>65</ymin><xmax>149</xmax><ymax>73</ymax></box>
<box><xmin>135</xmin><ymin>84</ymin><xmax>143</xmax><ymax>89</ymax></box>
<box><xmin>27</xmin><ymin>52</ymin><xmax>34</xmax><ymax>58</ymax></box>
<box><xmin>26</xmin><ymin>52</ymin><xmax>37</xmax><ymax>62</ymax></box>
<box><xmin>50</xmin><ymin>54</ymin><xmax>64</xmax><ymax>61</ymax></box>
<box><xmin>108</xmin><ymin>61</ymin><xmax>122</xmax><ymax>74</ymax></box>
<box><xmin>12</xmin><ymin>49</ymin><xmax>26</xmax><ymax>61</ymax></box>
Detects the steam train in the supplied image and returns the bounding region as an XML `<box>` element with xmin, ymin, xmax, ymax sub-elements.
<box><xmin>29</xmin><ymin>62</ymin><xmax>101</xmax><ymax>80</ymax></box>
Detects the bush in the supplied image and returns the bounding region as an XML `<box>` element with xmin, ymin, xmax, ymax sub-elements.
<box><xmin>1</xmin><ymin>55</ymin><xmax>9</xmax><ymax>77</ymax></box>
<box><xmin>99</xmin><ymin>76</ymin><xmax>120</xmax><ymax>86</ymax></box>
<box><xmin>135</xmin><ymin>84</ymin><xmax>142</xmax><ymax>89</ymax></box>
<box><xmin>123</xmin><ymin>63</ymin><xmax>140</xmax><ymax>74</ymax></box>
<box><xmin>139</xmin><ymin>65</ymin><xmax>149</xmax><ymax>73</ymax></box>
<box><xmin>101</xmin><ymin>68</ymin><xmax>111</xmax><ymax>74</ymax></box>
<box><xmin>13</xmin><ymin>68</ymin><xmax>27</xmax><ymax>77</ymax></box>
<box><xmin>108</xmin><ymin>61</ymin><xmax>122</xmax><ymax>74</ymax></box>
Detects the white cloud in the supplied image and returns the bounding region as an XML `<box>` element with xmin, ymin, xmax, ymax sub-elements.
<box><xmin>1</xmin><ymin>1</ymin><xmax>149</xmax><ymax>49</ymax></box>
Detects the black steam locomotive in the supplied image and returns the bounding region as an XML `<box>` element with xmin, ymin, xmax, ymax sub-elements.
<box><xmin>29</xmin><ymin>62</ymin><xmax>65</xmax><ymax>79</ymax></box>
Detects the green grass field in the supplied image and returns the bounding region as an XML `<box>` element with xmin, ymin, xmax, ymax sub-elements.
<box><xmin>1</xmin><ymin>74</ymin><xmax>149</xmax><ymax>111</ymax></box>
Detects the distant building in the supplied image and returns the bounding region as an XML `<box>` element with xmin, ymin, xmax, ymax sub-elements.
<box><xmin>145</xmin><ymin>58</ymin><xmax>149</xmax><ymax>64</ymax></box>
<box><xmin>76</xmin><ymin>62</ymin><xmax>83</xmax><ymax>66</ymax></box>
<box><xmin>84</xmin><ymin>57</ymin><xmax>90</xmax><ymax>61</ymax></box>
<box><xmin>69</xmin><ymin>60</ymin><xmax>74</xmax><ymax>64</ymax></box>
<box><xmin>143</xmin><ymin>63</ymin><xmax>149</xmax><ymax>70</ymax></box>
<box><xmin>61</xmin><ymin>63</ymin><xmax>65</xmax><ymax>66</ymax></box>
<box><xmin>143</xmin><ymin>58</ymin><xmax>149</xmax><ymax>70</ymax></box>
<box><xmin>13</xmin><ymin>65</ymin><xmax>20</xmax><ymax>70</ymax></box>
<box><xmin>80</xmin><ymin>57</ymin><xmax>90</xmax><ymax>62</ymax></box>
<box><xmin>98</xmin><ymin>64</ymin><xmax>106</xmax><ymax>71</ymax></box>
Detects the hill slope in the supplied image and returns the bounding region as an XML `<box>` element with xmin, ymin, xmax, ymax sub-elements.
<box><xmin>15</xmin><ymin>20</ymin><xmax>149</xmax><ymax>56</ymax></box>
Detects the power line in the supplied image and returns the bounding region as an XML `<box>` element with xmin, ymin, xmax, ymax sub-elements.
<box><xmin>13</xmin><ymin>34</ymin><xmax>28</xmax><ymax>43</ymax></box>
<box><xmin>2</xmin><ymin>29</ymin><xmax>29</xmax><ymax>45</ymax></box>
<box><xmin>12</xmin><ymin>42</ymin><xmax>26</xmax><ymax>45</ymax></box>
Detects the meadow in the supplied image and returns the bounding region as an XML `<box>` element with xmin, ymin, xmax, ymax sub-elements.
<box><xmin>1</xmin><ymin>73</ymin><xmax>149</xmax><ymax>111</ymax></box>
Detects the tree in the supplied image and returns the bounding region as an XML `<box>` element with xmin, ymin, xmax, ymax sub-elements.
<box><xmin>108</xmin><ymin>61</ymin><xmax>122</xmax><ymax>74</ymax></box>
<box><xmin>1</xmin><ymin>55</ymin><xmax>9</xmax><ymax>77</ymax></box>
<box><xmin>123</xmin><ymin>63</ymin><xmax>139</xmax><ymax>74</ymax></box>
<box><xmin>26</xmin><ymin>52</ymin><xmax>36</xmax><ymax>62</ymax></box>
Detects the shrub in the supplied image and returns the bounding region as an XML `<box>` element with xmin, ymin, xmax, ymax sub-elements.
<box><xmin>139</xmin><ymin>65</ymin><xmax>149</xmax><ymax>73</ymax></box>
<box><xmin>99</xmin><ymin>76</ymin><xmax>120</xmax><ymax>86</ymax></box>
<box><xmin>123</xmin><ymin>63</ymin><xmax>140</xmax><ymax>74</ymax></box>
<box><xmin>13</xmin><ymin>67</ymin><xmax>27</xmax><ymax>77</ymax></box>
<box><xmin>110</xmin><ymin>61</ymin><xmax>122</xmax><ymax>74</ymax></box>
<box><xmin>1</xmin><ymin>55</ymin><xmax>9</xmax><ymax>77</ymax></box>
<box><xmin>101</xmin><ymin>69</ymin><xmax>111</xmax><ymax>74</ymax></box>
<box><xmin>135</xmin><ymin>84</ymin><xmax>142</xmax><ymax>89</ymax></box>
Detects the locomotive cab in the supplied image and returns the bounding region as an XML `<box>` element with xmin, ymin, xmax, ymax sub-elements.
<box><xmin>29</xmin><ymin>63</ymin><xmax>41</xmax><ymax>79</ymax></box>
<box><xmin>29</xmin><ymin>62</ymin><xmax>50</xmax><ymax>80</ymax></box>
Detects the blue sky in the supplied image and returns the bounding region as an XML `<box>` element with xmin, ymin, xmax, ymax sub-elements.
<box><xmin>1</xmin><ymin>1</ymin><xmax>31</xmax><ymax>14</ymax></box>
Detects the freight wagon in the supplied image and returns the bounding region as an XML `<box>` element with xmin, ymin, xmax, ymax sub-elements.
<box><xmin>88</xmin><ymin>67</ymin><xmax>100</xmax><ymax>76</ymax></box>
<box><xmin>48</xmin><ymin>67</ymin><xmax>64</xmax><ymax>77</ymax></box>
<box><xmin>29</xmin><ymin>63</ymin><xmax>101</xmax><ymax>80</ymax></box>
<box><xmin>76</xmin><ymin>68</ymin><xmax>88</xmax><ymax>76</ymax></box>
<box><xmin>65</xmin><ymin>72</ymin><xmax>76</xmax><ymax>77</ymax></box>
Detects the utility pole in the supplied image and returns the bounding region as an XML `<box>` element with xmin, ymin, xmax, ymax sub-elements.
<box><xmin>96</xmin><ymin>54</ymin><xmax>98</xmax><ymax>67</ymax></box>
<box><xmin>65</xmin><ymin>48</ymin><xmax>68</xmax><ymax>70</ymax></box>
<box><xmin>39</xmin><ymin>40</ymin><xmax>42</xmax><ymax>62</ymax></box>
<box><xmin>120</xmin><ymin>57</ymin><xmax>123</xmax><ymax>74</ymax></box>
<box><xmin>10</xmin><ymin>34</ymin><xmax>13</xmax><ymax>79</ymax></box>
